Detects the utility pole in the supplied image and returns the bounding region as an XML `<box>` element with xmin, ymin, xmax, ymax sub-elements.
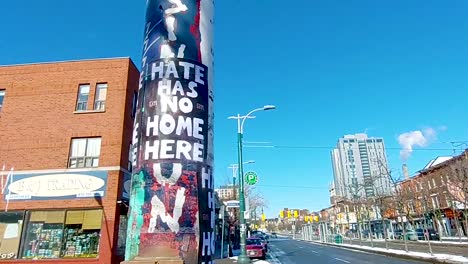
<box><xmin>125</xmin><ymin>0</ymin><xmax>215</xmax><ymax>263</ymax></box>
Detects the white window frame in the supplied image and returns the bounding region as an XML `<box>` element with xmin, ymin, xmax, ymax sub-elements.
<box><xmin>94</xmin><ymin>83</ymin><xmax>108</xmax><ymax>111</ymax></box>
<box><xmin>76</xmin><ymin>84</ymin><xmax>90</xmax><ymax>111</ymax></box>
<box><xmin>69</xmin><ymin>137</ymin><xmax>102</xmax><ymax>168</ymax></box>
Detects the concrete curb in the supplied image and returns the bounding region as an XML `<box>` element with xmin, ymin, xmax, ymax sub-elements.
<box><xmin>303</xmin><ymin>240</ymin><xmax>467</xmax><ymax>264</ymax></box>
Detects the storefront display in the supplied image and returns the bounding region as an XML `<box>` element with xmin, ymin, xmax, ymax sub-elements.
<box><xmin>6</xmin><ymin>209</ymin><xmax>103</xmax><ymax>260</ymax></box>
<box><xmin>22</xmin><ymin>211</ymin><xmax>65</xmax><ymax>259</ymax></box>
<box><xmin>0</xmin><ymin>211</ymin><xmax>24</xmax><ymax>259</ymax></box>
<box><xmin>62</xmin><ymin>210</ymin><xmax>102</xmax><ymax>258</ymax></box>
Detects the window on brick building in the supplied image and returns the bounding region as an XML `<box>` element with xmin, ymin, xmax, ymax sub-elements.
<box><xmin>68</xmin><ymin>138</ymin><xmax>101</xmax><ymax>168</ymax></box>
<box><xmin>21</xmin><ymin>209</ymin><xmax>102</xmax><ymax>259</ymax></box>
<box><xmin>76</xmin><ymin>84</ymin><xmax>90</xmax><ymax>111</ymax></box>
<box><xmin>0</xmin><ymin>90</ymin><xmax>5</xmax><ymax>112</ymax></box>
<box><xmin>432</xmin><ymin>196</ymin><xmax>440</xmax><ymax>208</ymax></box>
<box><xmin>94</xmin><ymin>83</ymin><xmax>107</xmax><ymax>111</ymax></box>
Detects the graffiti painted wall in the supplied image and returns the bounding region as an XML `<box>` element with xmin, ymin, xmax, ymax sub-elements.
<box><xmin>125</xmin><ymin>0</ymin><xmax>214</xmax><ymax>263</ymax></box>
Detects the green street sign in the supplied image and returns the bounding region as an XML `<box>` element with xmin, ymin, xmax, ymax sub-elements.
<box><xmin>245</xmin><ymin>171</ymin><xmax>258</xmax><ymax>185</ymax></box>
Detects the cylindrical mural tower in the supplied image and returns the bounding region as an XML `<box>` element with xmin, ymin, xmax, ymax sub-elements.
<box><xmin>125</xmin><ymin>0</ymin><xmax>214</xmax><ymax>263</ymax></box>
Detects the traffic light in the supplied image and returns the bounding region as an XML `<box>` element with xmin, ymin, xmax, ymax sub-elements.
<box><xmin>314</xmin><ymin>216</ymin><xmax>319</xmax><ymax>222</ymax></box>
<box><xmin>294</xmin><ymin>210</ymin><xmax>298</xmax><ymax>218</ymax></box>
<box><xmin>280</xmin><ymin>210</ymin><xmax>284</xmax><ymax>218</ymax></box>
<box><xmin>262</xmin><ymin>213</ymin><xmax>266</xmax><ymax>222</ymax></box>
<box><xmin>304</xmin><ymin>216</ymin><xmax>309</xmax><ymax>222</ymax></box>
<box><xmin>287</xmin><ymin>210</ymin><xmax>291</xmax><ymax>218</ymax></box>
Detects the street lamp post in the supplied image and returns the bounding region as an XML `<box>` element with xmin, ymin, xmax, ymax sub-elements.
<box><xmin>229</xmin><ymin>161</ymin><xmax>255</xmax><ymax>188</ymax></box>
<box><xmin>229</xmin><ymin>105</ymin><xmax>275</xmax><ymax>264</ymax></box>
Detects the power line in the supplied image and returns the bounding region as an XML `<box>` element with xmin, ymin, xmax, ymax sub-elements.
<box><xmin>243</xmin><ymin>145</ymin><xmax>464</xmax><ymax>152</ymax></box>
<box><xmin>255</xmin><ymin>184</ymin><xmax>327</xmax><ymax>190</ymax></box>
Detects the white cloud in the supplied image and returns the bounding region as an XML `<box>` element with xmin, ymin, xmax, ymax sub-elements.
<box><xmin>397</xmin><ymin>127</ymin><xmax>440</xmax><ymax>161</ymax></box>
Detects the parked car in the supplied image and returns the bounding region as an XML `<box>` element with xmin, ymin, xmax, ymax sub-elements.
<box><xmin>415</xmin><ymin>228</ymin><xmax>440</xmax><ymax>241</ymax></box>
<box><xmin>270</xmin><ymin>232</ymin><xmax>278</xmax><ymax>238</ymax></box>
<box><xmin>246</xmin><ymin>238</ymin><xmax>266</xmax><ymax>260</ymax></box>
<box><xmin>401</xmin><ymin>230</ymin><xmax>418</xmax><ymax>241</ymax></box>
<box><xmin>252</xmin><ymin>234</ymin><xmax>268</xmax><ymax>252</ymax></box>
<box><xmin>253</xmin><ymin>232</ymin><xmax>267</xmax><ymax>240</ymax></box>
<box><xmin>390</xmin><ymin>229</ymin><xmax>417</xmax><ymax>241</ymax></box>
<box><xmin>394</xmin><ymin>229</ymin><xmax>403</xmax><ymax>239</ymax></box>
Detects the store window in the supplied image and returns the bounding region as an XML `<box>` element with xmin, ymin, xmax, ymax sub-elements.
<box><xmin>68</xmin><ymin>137</ymin><xmax>102</xmax><ymax>168</ymax></box>
<box><xmin>94</xmin><ymin>83</ymin><xmax>107</xmax><ymax>111</ymax></box>
<box><xmin>62</xmin><ymin>210</ymin><xmax>102</xmax><ymax>258</ymax></box>
<box><xmin>22</xmin><ymin>211</ymin><xmax>65</xmax><ymax>259</ymax></box>
<box><xmin>0</xmin><ymin>211</ymin><xmax>24</xmax><ymax>260</ymax></box>
<box><xmin>76</xmin><ymin>84</ymin><xmax>90</xmax><ymax>111</ymax></box>
<box><xmin>21</xmin><ymin>210</ymin><xmax>102</xmax><ymax>260</ymax></box>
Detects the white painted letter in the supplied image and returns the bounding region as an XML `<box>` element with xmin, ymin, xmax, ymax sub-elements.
<box><xmin>159</xmin><ymin>114</ymin><xmax>176</xmax><ymax>135</ymax></box>
<box><xmin>145</xmin><ymin>140</ymin><xmax>160</xmax><ymax>160</ymax></box>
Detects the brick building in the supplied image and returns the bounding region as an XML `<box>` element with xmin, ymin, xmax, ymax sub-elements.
<box><xmin>0</xmin><ymin>58</ymin><xmax>139</xmax><ymax>263</ymax></box>
<box><xmin>398</xmin><ymin>150</ymin><xmax>468</xmax><ymax>237</ymax></box>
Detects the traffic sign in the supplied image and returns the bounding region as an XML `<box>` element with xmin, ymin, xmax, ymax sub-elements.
<box><xmin>245</xmin><ymin>171</ymin><xmax>258</xmax><ymax>185</ymax></box>
<box><xmin>225</xmin><ymin>200</ymin><xmax>240</xmax><ymax>208</ymax></box>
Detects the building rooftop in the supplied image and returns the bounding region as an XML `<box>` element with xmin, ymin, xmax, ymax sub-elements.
<box><xmin>422</xmin><ymin>156</ymin><xmax>453</xmax><ymax>170</ymax></box>
<box><xmin>0</xmin><ymin>57</ymin><xmax>138</xmax><ymax>69</ymax></box>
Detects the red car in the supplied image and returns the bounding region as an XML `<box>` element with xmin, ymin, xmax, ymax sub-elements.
<box><xmin>246</xmin><ymin>238</ymin><xmax>266</xmax><ymax>260</ymax></box>
<box><xmin>252</xmin><ymin>233</ymin><xmax>269</xmax><ymax>252</ymax></box>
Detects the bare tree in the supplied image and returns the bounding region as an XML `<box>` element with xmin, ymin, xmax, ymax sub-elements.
<box><xmin>447</xmin><ymin>150</ymin><xmax>468</xmax><ymax>237</ymax></box>
<box><xmin>368</xmin><ymin>157</ymin><xmax>396</xmax><ymax>250</ymax></box>
<box><xmin>347</xmin><ymin>183</ymin><xmax>365</xmax><ymax>245</ymax></box>
<box><xmin>245</xmin><ymin>186</ymin><xmax>268</xmax><ymax>229</ymax></box>
<box><xmin>392</xmin><ymin>178</ymin><xmax>410</xmax><ymax>252</ymax></box>
<box><xmin>418</xmin><ymin>178</ymin><xmax>434</xmax><ymax>255</ymax></box>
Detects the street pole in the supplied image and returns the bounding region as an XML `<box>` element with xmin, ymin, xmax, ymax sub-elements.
<box><xmin>229</xmin><ymin>106</ymin><xmax>275</xmax><ymax>264</ymax></box>
<box><xmin>236</xmin><ymin>116</ymin><xmax>250</xmax><ymax>264</ymax></box>
<box><xmin>221</xmin><ymin>206</ymin><xmax>225</xmax><ymax>258</ymax></box>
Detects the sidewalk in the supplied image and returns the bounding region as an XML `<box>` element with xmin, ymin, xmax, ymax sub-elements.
<box><xmin>215</xmin><ymin>256</ymin><xmax>271</xmax><ymax>264</ymax></box>
<box><xmin>214</xmin><ymin>246</ymin><xmax>272</xmax><ymax>264</ymax></box>
<box><xmin>417</xmin><ymin>240</ymin><xmax>468</xmax><ymax>246</ymax></box>
<box><xmin>346</xmin><ymin>237</ymin><xmax>468</xmax><ymax>246</ymax></box>
<box><xmin>306</xmin><ymin>239</ymin><xmax>468</xmax><ymax>264</ymax></box>
<box><xmin>442</xmin><ymin>237</ymin><xmax>468</xmax><ymax>242</ymax></box>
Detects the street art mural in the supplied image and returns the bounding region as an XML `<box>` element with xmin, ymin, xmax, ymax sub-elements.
<box><xmin>125</xmin><ymin>0</ymin><xmax>214</xmax><ymax>263</ymax></box>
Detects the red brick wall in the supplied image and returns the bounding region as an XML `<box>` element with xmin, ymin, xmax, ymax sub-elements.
<box><xmin>0</xmin><ymin>58</ymin><xmax>138</xmax><ymax>170</ymax></box>
<box><xmin>0</xmin><ymin>58</ymin><xmax>140</xmax><ymax>264</ymax></box>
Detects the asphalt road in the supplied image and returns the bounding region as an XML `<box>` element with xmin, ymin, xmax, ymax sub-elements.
<box><xmin>266</xmin><ymin>238</ymin><xmax>426</xmax><ymax>264</ymax></box>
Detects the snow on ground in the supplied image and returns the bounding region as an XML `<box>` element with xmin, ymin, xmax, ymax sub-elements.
<box><xmin>324</xmin><ymin>242</ymin><xmax>468</xmax><ymax>263</ymax></box>
<box><xmin>417</xmin><ymin>240</ymin><xmax>468</xmax><ymax>245</ymax></box>
<box><xmin>443</xmin><ymin>237</ymin><xmax>468</xmax><ymax>240</ymax></box>
<box><xmin>225</xmin><ymin>256</ymin><xmax>271</xmax><ymax>264</ymax></box>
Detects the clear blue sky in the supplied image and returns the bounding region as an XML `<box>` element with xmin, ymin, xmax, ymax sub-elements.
<box><xmin>1</xmin><ymin>0</ymin><xmax>468</xmax><ymax>218</ymax></box>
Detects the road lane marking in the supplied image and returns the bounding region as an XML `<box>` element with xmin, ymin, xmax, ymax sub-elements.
<box><xmin>267</xmin><ymin>244</ymin><xmax>282</xmax><ymax>264</ymax></box>
<box><xmin>311</xmin><ymin>250</ymin><xmax>319</xmax><ymax>254</ymax></box>
<box><xmin>334</xmin><ymin>257</ymin><xmax>350</xmax><ymax>263</ymax></box>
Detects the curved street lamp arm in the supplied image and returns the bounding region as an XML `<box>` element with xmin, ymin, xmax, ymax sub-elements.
<box><xmin>240</xmin><ymin>107</ymin><xmax>264</xmax><ymax>134</ymax></box>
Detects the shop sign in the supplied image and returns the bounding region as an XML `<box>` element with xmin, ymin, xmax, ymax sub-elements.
<box><xmin>4</xmin><ymin>171</ymin><xmax>107</xmax><ymax>200</ymax></box>
<box><xmin>121</xmin><ymin>171</ymin><xmax>131</xmax><ymax>201</ymax></box>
